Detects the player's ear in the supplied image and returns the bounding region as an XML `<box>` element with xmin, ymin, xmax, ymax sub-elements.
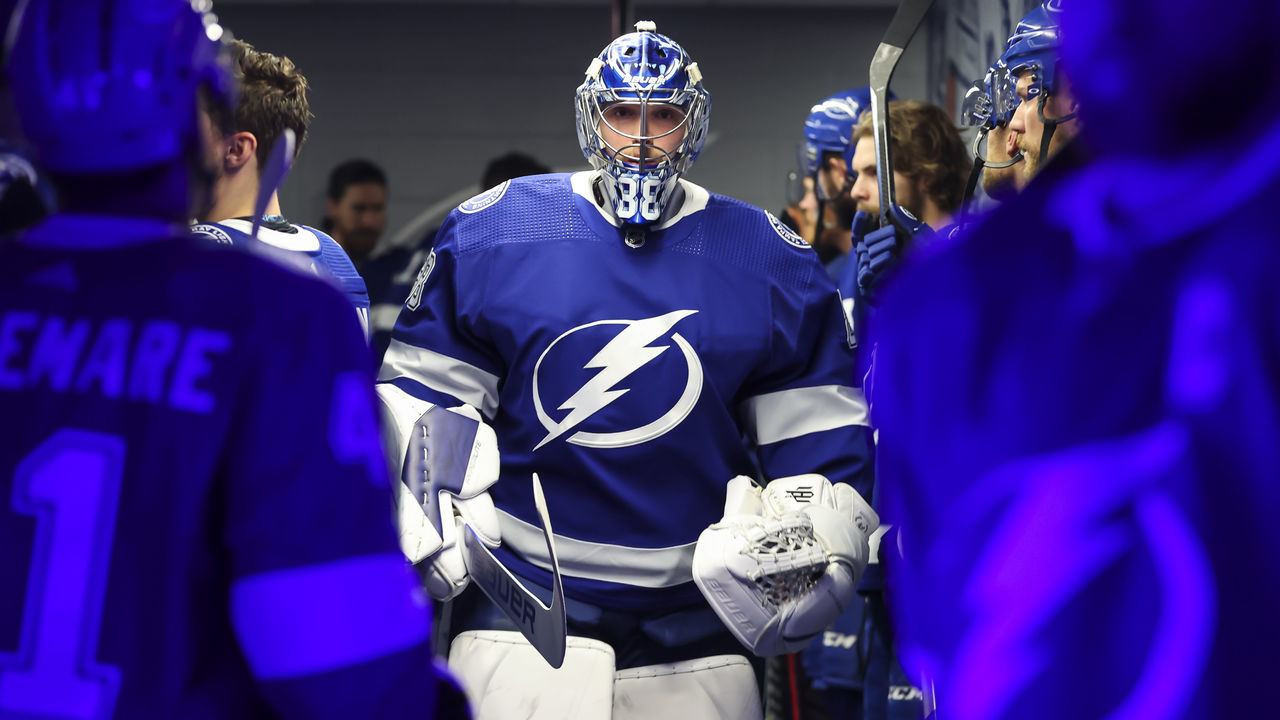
<box><xmin>225</xmin><ymin>132</ymin><xmax>257</xmax><ymax>171</ymax></box>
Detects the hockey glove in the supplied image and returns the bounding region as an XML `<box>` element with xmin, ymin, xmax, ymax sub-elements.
<box><xmin>856</xmin><ymin>205</ymin><xmax>931</xmax><ymax>306</ymax></box>
<box><xmin>693</xmin><ymin>475</ymin><xmax>879</xmax><ymax>657</ymax></box>
<box><xmin>398</xmin><ymin>404</ymin><xmax>502</xmax><ymax>601</ymax></box>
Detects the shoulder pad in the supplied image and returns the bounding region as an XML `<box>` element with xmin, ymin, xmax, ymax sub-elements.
<box><xmin>765</xmin><ymin>211</ymin><xmax>810</xmax><ymax>250</ymax></box>
<box><xmin>459</xmin><ymin>180</ymin><xmax>511</xmax><ymax>215</ymax></box>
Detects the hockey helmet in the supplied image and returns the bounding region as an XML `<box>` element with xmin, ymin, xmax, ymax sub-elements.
<box><xmin>995</xmin><ymin>0</ymin><xmax>1066</xmax><ymax>120</ymax></box>
<box><xmin>5</xmin><ymin>0</ymin><xmax>235</xmax><ymax>174</ymax></box>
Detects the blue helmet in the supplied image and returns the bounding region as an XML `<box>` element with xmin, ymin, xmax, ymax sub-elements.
<box><xmin>994</xmin><ymin>0</ymin><xmax>1065</xmax><ymax>120</ymax></box>
<box><xmin>801</xmin><ymin>87</ymin><xmax>876</xmax><ymax>178</ymax></box>
<box><xmin>574</xmin><ymin>21</ymin><xmax>711</xmax><ymax>226</ymax></box>
<box><xmin>5</xmin><ymin>0</ymin><xmax>235</xmax><ymax>175</ymax></box>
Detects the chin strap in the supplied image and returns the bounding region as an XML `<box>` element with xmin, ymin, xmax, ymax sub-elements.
<box><xmin>1037</xmin><ymin>92</ymin><xmax>1078</xmax><ymax>166</ymax></box>
<box><xmin>958</xmin><ymin>128</ymin><xmax>1024</xmax><ymax>223</ymax></box>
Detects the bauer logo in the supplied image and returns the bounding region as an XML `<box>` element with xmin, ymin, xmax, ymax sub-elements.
<box><xmin>191</xmin><ymin>224</ymin><xmax>234</xmax><ymax>245</ymax></box>
<box><xmin>459</xmin><ymin>180</ymin><xmax>510</xmax><ymax>214</ymax></box>
<box><xmin>766</xmin><ymin>211</ymin><xmax>809</xmax><ymax>249</ymax></box>
<box><xmin>405</xmin><ymin>249</ymin><xmax>436</xmax><ymax>311</ymax></box>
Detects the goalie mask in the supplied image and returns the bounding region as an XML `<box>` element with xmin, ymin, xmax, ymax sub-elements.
<box><xmin>574</xmin><ymin>21</ymin><xmax>710</xmax><ymax>226</ymax></box>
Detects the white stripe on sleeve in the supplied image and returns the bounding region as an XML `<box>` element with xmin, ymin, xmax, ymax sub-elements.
<box><xmin>740</xmin><ymin>384</ymin><xmax>871</xmax><ymax>445</ymax></box>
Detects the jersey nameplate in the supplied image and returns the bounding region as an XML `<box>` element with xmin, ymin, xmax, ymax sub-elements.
<box><xmin>459</xmin><ymin>181</ymin><xmax>510</xmax><ymax>214</ymax></box>
<box><xmin>766</xmin><ymin>211</ymin><xmax>809</xmax><ymax>249</ymax></box>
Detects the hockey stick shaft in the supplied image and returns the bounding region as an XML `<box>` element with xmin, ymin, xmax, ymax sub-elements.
<box><xmin>250</xmin><ymin>128</ymin><xmax>296</xmax><ymax>241</ymax></box>
<box><xmin>461</xmin><ymin>473</ymin><xmax>568</xmax><ymax>668</ymax></box>
<box><xmin>869</xmin><ymin>0</ymin><xmax>935</xmax><ymax>231</ymax></box>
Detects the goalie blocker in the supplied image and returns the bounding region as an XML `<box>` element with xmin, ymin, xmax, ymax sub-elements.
<box><xmin>693</xmin><ymin>475</ymin><xmax>878</xmax><ymax>657</ymax></box>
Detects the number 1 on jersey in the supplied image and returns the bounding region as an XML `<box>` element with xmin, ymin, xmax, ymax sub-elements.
<box><xmin>1</xmin><ymin>430</ymin><xmax>124</xmax><ymax>719</ymax></box>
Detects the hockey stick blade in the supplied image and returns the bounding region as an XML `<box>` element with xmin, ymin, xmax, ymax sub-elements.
<box><xmin>251</xmin><ymin>128</ymin><xmax>296</xmax><ymax>241</ymax></box>
<box><xmin>461</xmin><ymin>473</ymin><xmax>567</xmax><ymax>668</ymax></box>
<box><xmin>869</xmin><ymin>0</ymin><xmax>935</xmax><ymax>232</ymax></box>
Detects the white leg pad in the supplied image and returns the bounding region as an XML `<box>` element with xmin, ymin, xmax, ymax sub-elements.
<box><xmin>613</xmin><ymin>655</ymin><xmax>763</xmax><ymax>720</ymax></box>
<box><xmin>449</xmin><ymin>630</ymin><xmax>616</xmax><ymax>719</ymax></box>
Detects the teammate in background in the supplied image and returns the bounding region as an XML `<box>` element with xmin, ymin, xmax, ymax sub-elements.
<box><xmin>847</xmin><ymin>100</ymin><xmax>969</xmax><ymax>237</ymax></box>
<box><xmin>873</xmin><ymin>0</ymin><xmax>1280</xmax><ymax>714</ymax></box>
<box><xmin>192</xmin><ymin>39</ymin><xmax>370</xmax><ymax>338</ymax></box>
<box><xmin>854</xmin><ymin>1</ymin><xmax>1075</xmax><ymax>303</ymax></box>
<box><xmin>378</xmin><ymin>21</ymin><xmax>876</xmax><ymax>718</ymax></box>
<box><xmin>841</xmin><ymin>99</ymin><xmax>969</xmax><ymax>310</ymax></box>
<box><xmin>323</xmin><ymin>157</ymin><xmax>388</xmax><ymax>265</ymax></box>
<box><xmin>0</xmin><ymin>1</ymin><xmax>464</xmax><ymax>718</ymax></box>
<box><xmin>957</xmin><ymin>58</ymin><xmax>1023</xmax><ymax>217</ymax></box>
<box><xmin>322</xmin><ymin>158</ymin><xmax>395</xmax><ymax>356</ymax></box>
<box><xmin>361</xmin><ymin>152</ymin><xmax>550</xmax><ymax>364</ymax></box>
<box><xmin>999</xmin><ymin>0</ymin><xmax>1079</xmax><ymax>188</ymax></box>
<box><xmin>801</xmin><ymin>89</ymin><xmax>877</xmax><ymax>273</ymax></box>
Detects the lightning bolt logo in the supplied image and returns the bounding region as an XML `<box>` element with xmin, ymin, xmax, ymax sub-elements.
<box><xmin>532</xmin><ymin>310</ymin><xmax>702</xmax><ymax>450</ymax></box>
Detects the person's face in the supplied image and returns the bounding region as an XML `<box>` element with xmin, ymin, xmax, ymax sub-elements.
<box><xmin>598</xmin><ymin>102</ymin><xmax>687</xmax><ymax>166</ymax></box>
<box><xmin>796</xmin><ymin>176</ymin><xmax>817</xmax><ymax>217</ymax></box>
<box><xmin>1008</xmin><ymin>71</ymin><xmax>1045</xmax><ymax>180</ymax></box>
<box><xmin>817</xmin><ymin>156</ymin><xmax>848</xmax><ymax>201</ymax></box>
<box><xmin>848</xmin><ymin>136</ymin><xmax>880</xmax><ymax>216</ymax></box>
<box><xmin>981</xmin><ymin>124</ymin><xmax>1021</xmax><ymax>201</ymax></box>
<box><xmin>326</xmin><ymin>182</ymin><xmax>386</xmax><ymax>258</ymax></box>
<box><xmin>848</xmin><ymin>135</ymin><xmax>926</xmax><ymax>222</ymax></box>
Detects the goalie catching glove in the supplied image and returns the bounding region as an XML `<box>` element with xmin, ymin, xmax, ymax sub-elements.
<box><xmin>378</xmin><ymin>393</ymin><xmax>502</xmax><ymax>601</ymax></box>
<box><xmin>693</xmin><ymin>474</ymin><xmax>878</xmax><ymax>657</ymax></box>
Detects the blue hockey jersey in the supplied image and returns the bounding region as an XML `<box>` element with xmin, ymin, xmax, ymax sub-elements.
<box><xmin>0</xmin><ymin>215</ymin><xmax>446</xmax><ymax>719</ymax></box>
<box><xmin>191</xmin><ymin>216</ymin><xmax>371</xmax><ymax>342</ymax></box>
<box><xmin>874</xmin><ymin>138</ymin><xmax>1280</xmax><ymax>718</ymax></box>
<box><xmin>378</xmin><ymin>172</ymin><xmax>875</xmax><ymax>611</ymax></box>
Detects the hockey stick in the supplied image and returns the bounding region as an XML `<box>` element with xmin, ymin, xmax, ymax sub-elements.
<box><xmin>868</xmin><ymin>0</ymin><xmax>935</xmax><ymax>233</ymax></box>
<box><xmin>250</xmin><ymin>128</ymin><xmax>296</xmax><ymax>241</ymax></box>
<box><xmin>461</xmin><ymin>473</ymin><xmax>568</xmax><ymax>669</ymax></box>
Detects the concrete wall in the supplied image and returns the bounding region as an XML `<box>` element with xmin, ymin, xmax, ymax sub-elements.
<box><xmin>214</xmin><ymin>2</ymin><xmax>930</xmax><ymax>246</ymax></box>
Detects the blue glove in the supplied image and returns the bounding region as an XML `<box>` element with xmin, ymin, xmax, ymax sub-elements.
<box><xmin>851</xmin><ymin>210</ymin><xmax>873</xmax><ymax>279</ymax></box>
<box><xmin>856</xmin><ymin>205</ymin><xmax>931</xmax><ymax>305</ymax></box>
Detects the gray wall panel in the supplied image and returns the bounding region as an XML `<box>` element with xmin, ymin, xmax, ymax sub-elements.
<box><xmin>215</xmin><ymin>3</ymin><xmax>929</xmax><ymax>245</ymax></box>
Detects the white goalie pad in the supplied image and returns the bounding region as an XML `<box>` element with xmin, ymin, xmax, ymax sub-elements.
<box><xmin>693</xmin><ymin>475</ymin><xmax>878</xmax><ymax>657</ymax></box>
<box><xmin>613</xmin><ymin>655</ymin><xmax>763</xmax><ymax>720</ymax></box>
<box><xmin>449</xmin><ymin>630</ymin><xmax>615</xmax><ymax>720</ymax></box>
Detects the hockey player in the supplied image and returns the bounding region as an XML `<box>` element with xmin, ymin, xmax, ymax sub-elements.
<box><xmin>842</xmin><ymin>99</ymin><xmax>969</xmax><ymax>306</ymax></box>
<box><xmin>801</xmin><ymin>88</ymin><xmax>878</xmax><ymax>272</ymax></box>
<box><xmin>872</xmin><ymin>0</ymin><xmax>1280</xmax><ymax>715</ymax></box>
<box><xmin>191</xmin><ymin>39</ymin><xmax>370</xmax><ymax>338</ymax></box>
<box><xmin>999</xmin><ymin>0</ymin><xmax>1079</xmax><ymax>187</ymax></box>
<box><xmin>0</xmin><ymin>1</ymin><xmax>464</xmax><ymax>718</ymax></box>
<box><xmin>378</xmin><ymin>21</ymin><xmax>877</xmax><ymax>719</ymax></box>
<box><xmin>958</xmin><ymin>58</ymin><xmax>1023</xmax><ymax>211</ymax></box>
